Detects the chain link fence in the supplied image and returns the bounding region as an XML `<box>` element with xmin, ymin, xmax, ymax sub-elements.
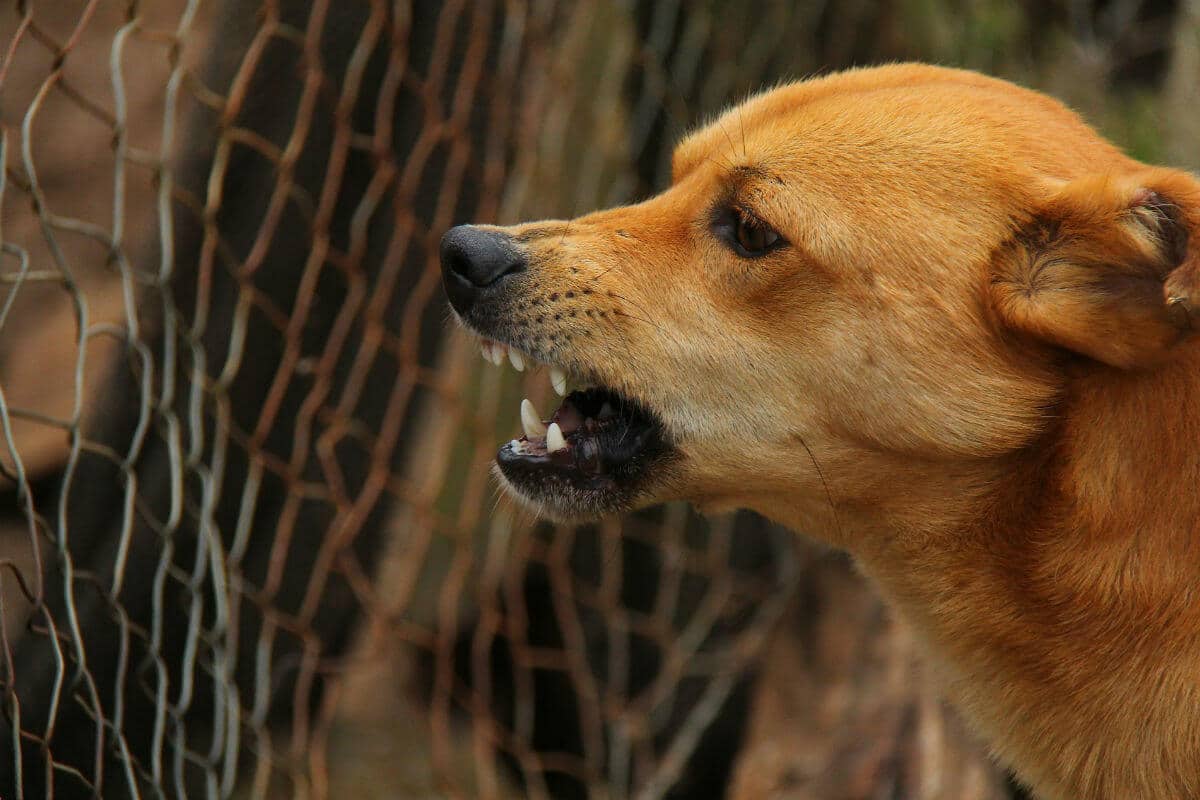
<box><xmin>0</xmin><ymin>1</ymin><xmax>1195</xmax><ymax>798</ymax></box>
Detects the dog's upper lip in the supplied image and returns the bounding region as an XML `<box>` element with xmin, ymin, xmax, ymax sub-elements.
<box><xmin>478</xmin><ymin>337</ymin><xmax>576</xmax><ymax>397</ymax></box>
<box><xmin>471</xmin><ymin>332</ymin><xmax>667</xmax><ymax>446</ymax></box>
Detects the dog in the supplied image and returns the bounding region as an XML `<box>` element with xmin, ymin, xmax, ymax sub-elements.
<box><xmin>439</xmin><ymin>64</ymin><xmax>1200</xmax><ymax>800</ymax></box>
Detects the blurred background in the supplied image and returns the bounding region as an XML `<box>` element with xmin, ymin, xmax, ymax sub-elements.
<box><xmin>0</xmin><ymin>1</ymin><xmax>1196</xmax><ymax>798</ymax></box>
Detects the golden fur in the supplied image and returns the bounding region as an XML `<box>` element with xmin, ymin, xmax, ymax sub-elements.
<box><xmin>479</xmin><ymin>65</ymin><xmax>1200</xmax><ymax>799</ymax></box>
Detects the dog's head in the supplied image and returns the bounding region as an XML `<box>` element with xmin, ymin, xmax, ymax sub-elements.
<box><xmin>441</xmin><ymin>64</ymin><xmax>1200</xmax><ymax>535</ymax></box>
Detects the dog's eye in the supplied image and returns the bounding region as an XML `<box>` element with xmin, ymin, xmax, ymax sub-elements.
<box><xmin>713</xmin><ymin>207</ymin><xmax>784</xmax><ymax>258</ymax></box>
<box><xmin>735</xmin><ymin>212</ymin><xmax>780</xmax><ymax>254</ymax></box>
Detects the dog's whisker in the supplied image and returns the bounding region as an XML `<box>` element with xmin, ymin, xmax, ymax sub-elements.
<box><xmin>698</xmin><ymin>149</ymin><xmax>737</xmax><ymax>175</ymax></box>
<box><xmin>715</xmin><ymin>116</ymin><xmax>742</xmax><ymax>169</ymax></box>
<box><xmin>608</xmin><ymin>308</ymin><xmax>693</xmax><ymax>364</ymax></box>
<box><xmin>796</xmin><ymin>435</ymin><xmax>843</xmax><ymax>544</ymax></box>
<box><xmin>607</xmin><ymin>293</ymin><xmax>688</xmax><ymax>344</ymax></box>
<box><xmin>608</xmin><ymin>307</ymin><xmax>686</xmax><ymax>350</ymax></box>
<box><xmin>591</xmin><ymin>264</ymin><xmax>619</xmax><ymax>282</ymax></box>
<box><xmin>739</xmin><ymin>111</ymin><xmax>748</xmax><ymax>161</ymax></box>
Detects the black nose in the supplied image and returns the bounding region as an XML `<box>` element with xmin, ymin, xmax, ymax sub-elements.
<box><xmin>440</xmin><ymin>225</ymin><xmax>526</xmax><ymax>315</ymax></box>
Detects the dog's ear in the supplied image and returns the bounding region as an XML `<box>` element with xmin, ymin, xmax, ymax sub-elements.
<box><xmin>990</xmin><ymin>171</ymin><xmax>1200</xmax><ymax>369</ymax></box>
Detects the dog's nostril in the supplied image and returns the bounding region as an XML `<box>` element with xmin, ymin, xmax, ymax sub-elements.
<box><xmin>440</xmin><ymin>224</ymin><xmax>526</xmax><ymax>289</ymax></box>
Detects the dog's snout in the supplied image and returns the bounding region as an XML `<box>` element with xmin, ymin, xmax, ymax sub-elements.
<box><xmin>440</xmin><ymin>225</ymin><xmax>526</xmax><ymax>314</ymax></box>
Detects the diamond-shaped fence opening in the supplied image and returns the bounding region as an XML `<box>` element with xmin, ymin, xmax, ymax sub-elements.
<box><xmin>0</xmin><ymin>1</ymin><xmax>1194</xmax><ymax>798</ymax></box>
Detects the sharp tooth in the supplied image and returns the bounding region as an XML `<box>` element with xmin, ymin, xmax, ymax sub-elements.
<box><xmin>521</xmin><ymin>398</ymin><xmax>547</xmax><ymax>438</ymax></box>
<box><xmin>508</xmin><ymin>348</ymin><xmax>525</xmax><ymax>371</ymax></box>
<box><xmin>550</xmin><ymin>366</ymin><xmax>568</xmax><ymax>396</ymax></box>
<box><xmin>598</xmin><ymin>401</ymin><xmax>614</xmax><ymax>419</ymax></box>
<box><xmin>481</xmin><ymin>341</ymin><xmax>494</xmax><ymax>363</ymax></box>
<box><xmin>546</xmin><ymin>422</ymin><xmax>567</xmax><ymax>452</ymax></box>
<box><xmin>489</xmin><ymin>345</ymin><xmax>503</xmax><ymax>366</ymax></box>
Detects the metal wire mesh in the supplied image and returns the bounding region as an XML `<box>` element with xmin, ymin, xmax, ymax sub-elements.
<box><xmin>0</xmin><ymin>1</ymin><xmax>1194</xmax><ymax>798</ymax></box>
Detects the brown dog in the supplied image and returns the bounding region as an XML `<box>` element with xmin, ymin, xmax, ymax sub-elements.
<box><xmin>440</xmin><ymin>64</ymin><xmax>1200</xmax><ymax>799</ymax></box>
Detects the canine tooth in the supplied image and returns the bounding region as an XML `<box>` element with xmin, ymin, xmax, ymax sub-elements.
<box><xmin>509</xmin><ymin>349</ymin><xmax>525</xmax><ymax>371</ymax></box>
<box><xmin>546</xmin><ymin>422</ymin><xmax>567</xmax><ymax>453</ymax></box>
<box><xmin>521</xmin><ymin>398</ymin><xmax>547</xmax><ymax>438</ymax></box>
<box><xmin>598</xmin><ymin>401</ymin><xmax>615</xmax><ymax>419</ymax></box>
<box><xmin>550</xmin><ymin>366</ymin><xmax>568</xmax><ymax>396</ymax></box>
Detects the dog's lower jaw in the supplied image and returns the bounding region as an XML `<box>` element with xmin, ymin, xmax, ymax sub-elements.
<box><xmin>491</xmin><ymin>462</ymin><xmax>667</xmax><ymax>523</ymax></box>
<box><xmin>492</xmin><ymin>465</ymin><xmax>605</xmax><ymax>523</ymax></box>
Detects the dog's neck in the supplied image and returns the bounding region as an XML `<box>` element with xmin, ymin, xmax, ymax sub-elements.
<box><xmin>794</xmin><ymin>349</ymin><xmax>1200</xmax><ymax>798</ymax></box>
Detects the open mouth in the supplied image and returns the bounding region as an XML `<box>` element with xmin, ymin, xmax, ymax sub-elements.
<box><xmin>478</xmin><ymin>339</ymin><xmax>675</xmax><ymax>519</ymax></box>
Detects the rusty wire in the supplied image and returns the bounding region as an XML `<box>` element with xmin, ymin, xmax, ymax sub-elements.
<box><xmin>0</xmin><ymin>2</ymin><xmax>798</xmax><ymax>797</ymax></box>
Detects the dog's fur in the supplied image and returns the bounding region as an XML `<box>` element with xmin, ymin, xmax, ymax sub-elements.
<box><xmin>476</xmin><ymin>65</ymin><xmax>1200</xmax><ymax>799</ymax></box>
